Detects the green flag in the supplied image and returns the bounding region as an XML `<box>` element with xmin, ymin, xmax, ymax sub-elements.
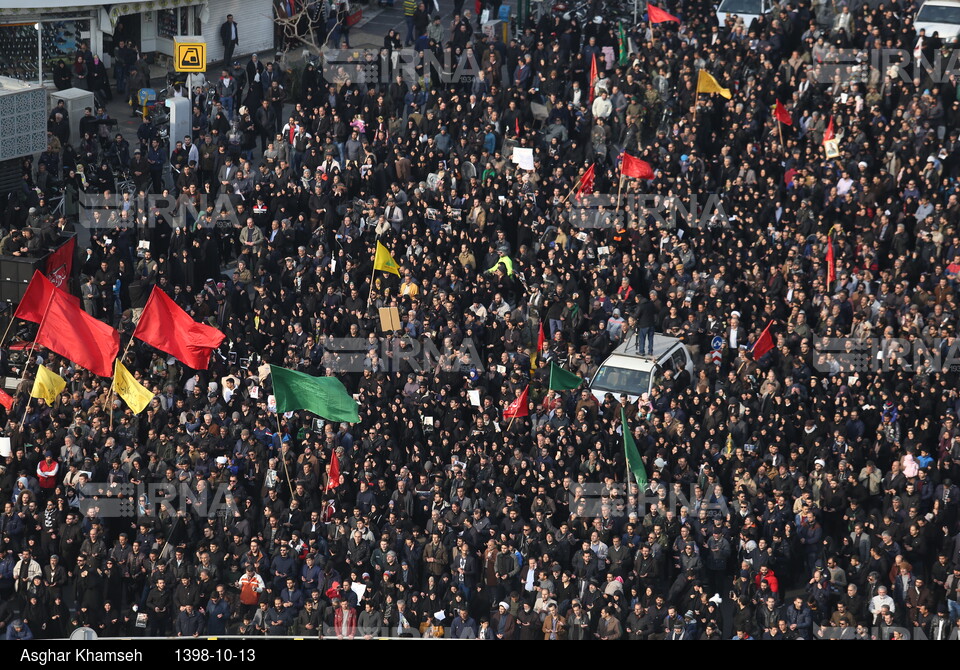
<box><xmin>622</xmin><ymin>408</ymin><xmax>647</xmax><ymax>491</ymax></box>
<box><xmin>269</xmin><ymin>365</ymin><xmax>360</xmax><ymax>423</ymax></box>
<box><xmin>618</xmin><ymin>22</ymin><xmax>629</xmax><ymax>66</ymax></box>
<box><xmin>548</xmin><ymin>362</ymin><xmax>583</xmax><ymax>391</ymax></box>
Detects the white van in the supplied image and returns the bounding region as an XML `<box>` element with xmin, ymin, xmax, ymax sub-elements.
<box><xmin>915</xmin><ymin>0</ymin><xmax>960</xmax><ymax>41</ymax></box>
<box><xmin>589</xmin><ymin>333</ymin><xmax>694</xmax><ymax>404</ymax></box>
<box><xmin>716</xmin><ymin>0</ymin><xmax>771</xmax><ymax>29</ymax></box>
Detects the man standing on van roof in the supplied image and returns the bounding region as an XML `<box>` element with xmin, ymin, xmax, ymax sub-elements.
<box><xmin>635</xmin><ymin>291</ymin><xmax>658</xmax><ymax>356</ymax></box>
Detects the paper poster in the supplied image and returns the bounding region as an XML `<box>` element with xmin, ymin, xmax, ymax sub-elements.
<box><xmin>468</xmin><ymin>389</ymin><xmax>481</xmax><ymax>407</ymax></box>
<box><xmin>0</xmin><ymin>437</ymin><xmax>10</xmax><ymax>458</ymax></box>
<box><xmin>351</xmin><ymin>582</ymin><xmax>367</xmax><ymax>599</ymax></box>
<box><xmin>511</xmin><ymin>147</ymin><xmax>534</xmax><ymax>170</ymax></box>
<box><xmin>379</xmin><ymin>307</ymin><xmax>401</xmax><ymax>332</ymax></box>
<box><xmin>823</xmin><ymin>138</ymin><xmax>840</xmax><ymax>159</ymax></box>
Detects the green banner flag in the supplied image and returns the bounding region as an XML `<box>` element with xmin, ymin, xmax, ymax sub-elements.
<box><xmin>622</xmin><ymin>408</ymin><xmax>647</xmax><ymax>491</ymax></box>
<box><xmin>269</xmin><ymin>365</ymin><xmax>360</xmax><ymax>423</ymax></box>
<box><xmin>618</xmin><ymin>21</ymin><xmax>629</xmax><ymax>66</ymax></box>
<box><xmin>548</xmin><ymin>362</ymin><xmax>584</xmax><ymax>391</ymax></box>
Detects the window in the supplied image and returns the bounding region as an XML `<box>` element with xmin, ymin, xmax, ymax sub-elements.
<box><xmin>591</xmin><ymin>366</ymin><xmax>651</xmax><ymax>396</ymax></box>
<box><xmin>158</xmin><ymin>7</ymin><xmax>201</xmax><ymax>39</ymax></box>
<box><xmin>917</xmin><ymin>4</ymin><xmax>960</xmax><ymax>24</ymax></box>
<box><xmin>0</xmin><ymin>17</ymin><xmax>89</xmax><ymax>83</ymax></box>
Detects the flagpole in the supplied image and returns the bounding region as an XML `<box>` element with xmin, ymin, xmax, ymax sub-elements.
<box><xmin>107</xmin><ymin>335</ymin><xmax>137</xmax><ymax>430</ymax></box>
<box><xmin>616</xmin><ymin>174</ymin><xmax>625</xmax><ymax>210</ymax></box>
<box><xmin>693</xmin><ymin>93</ymin><xmax>698</xmax><ymax>123</ymax></box>
<box><xmin>0</xmin><ymin>313</ymin><xmax>15</xmax><ymax>351</ymax></box>
<box><xmin>367</xmin><ymin>229</ymin><xmax>384</xmax><ymax>309</ymax></box>
<box><xmin>777</xmin><ymin>119</ymin><xmax>785</xmax><ymax>155</ymax></box>
<box><xmin>18</xmin><ymin>289</ymin><xmax>57</xmax><ymax>432</ymax></box>
<box><xmin>561</xmin><ymin>169</ymin><xmax>587</xmax><ymax>204</ymax></box>
<box><xmin>275</xmin><ymin>411</ymin><xmax>296</xmax><ymax>499</ymax></box>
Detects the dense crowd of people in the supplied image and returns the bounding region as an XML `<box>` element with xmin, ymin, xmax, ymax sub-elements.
<box><xmin>1</xmin><ymin>0</ymin><xmax>960</xmax><ymax>641</ymax></box>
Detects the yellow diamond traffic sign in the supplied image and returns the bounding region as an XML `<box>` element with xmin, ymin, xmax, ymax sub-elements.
<box><xmin>174</xmin><ymin>42</ymin><xmax>206</xmax><ymax>72</ymax></box>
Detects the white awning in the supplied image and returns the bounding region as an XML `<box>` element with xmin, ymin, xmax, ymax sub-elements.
<box><xmin>108</xmin><ymin>0</ymin><xmax>208</xmax><ymax>28</ymax></box>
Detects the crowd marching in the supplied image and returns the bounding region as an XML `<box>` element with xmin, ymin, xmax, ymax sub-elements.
<box><xmin>1</xmin><ymin>0</ymin><xmax>960</xmax><ymax>641</ymax></box>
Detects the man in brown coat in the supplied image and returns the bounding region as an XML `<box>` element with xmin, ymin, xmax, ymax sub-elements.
<box><xmin>542</xmin><ymin>603</ymin><xmax>566</xmax><ymax>640</ymax></box>
<box><xmin>422</xmin><ymin>531</ymin><xmax>448</xmax><ymax>578</ymax></box>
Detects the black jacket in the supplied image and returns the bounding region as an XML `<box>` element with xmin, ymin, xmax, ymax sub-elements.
<box><xmin>220</xmin><ymin>20</ymin><xmax>239</xmax><ymax>46</ymax></box>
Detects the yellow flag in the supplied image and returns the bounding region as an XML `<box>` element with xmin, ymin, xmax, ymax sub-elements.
<box><xmin>31</xmin><ymin>365</ymin><xmax>66</xmax><ymax>405</ymax></box>
<box><xmin>373</xmin><ymin>241</ymin><xmax>400</xmax><ymax>276</ymax></box>
<box><xmin>696</xmin><ymin>70</ymin><xmax>732</xmax><ymax>99</ymax></box>
<box><xmin>113</xmin><ymin>360</ymin><xmax>154</xmax><ymax>414</ymax></box>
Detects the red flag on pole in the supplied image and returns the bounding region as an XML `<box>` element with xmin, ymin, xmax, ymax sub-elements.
<box><xmin>826</xmin><ymin>236</ymin><xmax>836</xmax><ymax>285</ymax></box>
<box><xmin>15</xmin><ymin>271</ymin><xmax>119</xmax><ymax>377</ymax></box>
<box><xmin>503</xmin><ymin>385</ymin><xmax>530</xmax><ymax>418</ymax></box>
<box><xmin>326</xmin><ymin>451</ymin><xmax>340</xmax><ymax>492</ymax></box>
<box><xmin>134</xmin><ymin>287</ymin><xmax>226</xmax><ymax>370</ymax></box>
<box><xmin>751</xmin><ymin>321</ymin><xmax>775</xmax><ymax>361</ymax></box>
<box><xmin>15</xmin><ymin>269</ymin><xmax>80</xmax><ymax>322</ymax></box>
<box><xmin>45</xmin><ymin>236</ymin><xmax>76</xmax><ymax>291</ymax></box>
<box><xmin>0</xmin><ymin>388</ymin><xmax>12</xmax><ymax>412</ymax></box>
<box><xmin>537</xmin><ymin>323</ymin><xmax>545</xmax><ymax>354</ymax></box>
<box><xmin>515</xmin><ymin>117</ymin><xmax>521</xmax><ymax>137</ymax></box>
<box><xmin>774</xmin><ymin>99</ymin><xmax>793</xmax><ymax>126</ymax></box>
<box><xmin>589</xmin><ymin>54</ymin><xmax>598</xmax><ymax>103</ymax></box>
<box><xmin>575</xmin><ymin>163</ymin><xmax>596</xmax><ymax>200</ymax></box>
<box><xmin>647</xmin><ymin>2</ymin><xmax>681</xmax><ymax>22</ymax></box>
<box><xmin>823</xmin><ymin>116</ymin><xmax>835</xmax><ymax>142</ymax></box>
<box><xmin>621</xmin><ymin>153</ymin><xmax>655</xmax><ymax>179</ymax></box>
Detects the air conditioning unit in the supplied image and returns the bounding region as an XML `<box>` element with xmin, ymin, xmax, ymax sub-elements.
<box><xmin>0</xmin><ymin>77</ymin><xmax>46</xmax><ymax>161</ymax></box>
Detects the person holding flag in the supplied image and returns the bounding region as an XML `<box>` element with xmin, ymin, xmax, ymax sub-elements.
<box><xmin>371</xmin><ymin>241</ymin><xmax>401</xmax><ymax>305</ymax></box>
<box><xmin>695</xmin><ymin>70</ymin><xmax>731</xmax><ymax>98</ymax></box>
<box><xmin>622</xmin><ymin>408</ymin><xmax>648</xmax><ymax>494</ymax></box>
<box><xmin>773</xmin><ymin>99</ymin><xmax>792</xmax><ymax>153</ymax></box>
<box><xmin>113</xmin><ymin>360</ymin><xmax>155</xmax><ymax>414</ymax></box>
<box><xmin>646</xmin><ymin>2</ymin><xmax>680</xmax><ymax>23</ymax></box>
<box><xmin>751</xmin><ymin>321</ymin><xmax>775</xmax><ymax>362</ymax></box>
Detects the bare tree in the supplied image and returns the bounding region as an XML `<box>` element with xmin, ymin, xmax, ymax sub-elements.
<box><xmin>274</xmin><ymin>0</ymin><xmax>343</xmax><ymax>59</ymax></box>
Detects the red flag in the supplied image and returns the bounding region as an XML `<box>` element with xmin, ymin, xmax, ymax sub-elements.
<box><xmin>621</xmin><ymin>153</ymin><xmax>655</xmax><ymax>179</ymax></box>
<box><xmin>515</xmin><ymin>118</ymin><xmax>521</xmax><ymax>137</ymax></box>
<box><xmin>15</xmin><ymin>268</ymin><xmax>80</xmax><ymax>323</ymax></box>
<box><xmin>751</xmin><ymin>321</ymin><xmax>775</xmax><ymax>361</ymax></box>
<box><xmin>134</xmin><ymin>287</ymin><xmax>226</xmax><ymax>370</ymax></box>
<box><xmin>503</xmin><ymin>385</ymin><xmax>530</xmax><ymax>418</ymax></box>
<box><xmin>0</xmin><ymin>388</ymin><xmax>12</xmax><ymax>412</ymax></box>
<box><xmin>15</xmin><ymin>271</ymin><xmax>119</xmax><ymax>377</ymax></box>
<box><xmin>45</xmin><ymin>236</ymin><xmax>76</xmax><ymax>291</ymax></box>
<box><xmin>647</xmin><ymin>2</ymin><xmax>680</xmax><ymax>23</ymax></box>
<box><xmin>823</xmin><ymin>116</ymin><xmax>835</xmax><ymax>142</ymax></box>
<box><xmin>589</xmin><ymin>54</ymin><xmax>598</xmax><ymax>103</ymax></box>
<box><xmin>326</xmin><ymin>451</ymin><xmax>340</xmax><ymax>492</ymax></box>
<box><xmin>826</xmin><ymin>236</ymin><xmax>836</xmax><ymax>285</ymax></box>
<box><xmin>774</xmin><ymin>99</ymin><xmax>793</xmax><ymax>126</ymax></box>
<box><xmin>575</xmin><ymin>163</ymin><xmax>596</xmax><ymax>200</ymax></box>
<box><xmin>537</xmin><ymin>323</ymin><xmax>545</xmax><ymax>354</ymax></box>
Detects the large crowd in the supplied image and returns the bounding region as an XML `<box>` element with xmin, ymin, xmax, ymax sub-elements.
<box><xmin>1</xmin><ymin>0</ymin><xmax>960</xmax><ymax>641</ymax></box>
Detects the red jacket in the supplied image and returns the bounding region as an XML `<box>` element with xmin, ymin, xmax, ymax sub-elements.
<box><xmin>755</xmin><ymin>569</ymin><xmax>779</xmax><ymax>594</ymax></box>
<box><xmin>334</xmin><ymin>606</ymin><xmax>357</xmax><ymax>637</ymax></box>
<box><xmin>37</xmin><ymin>458</ymin><xmax>59</xmax><ymax>489</ymax></box>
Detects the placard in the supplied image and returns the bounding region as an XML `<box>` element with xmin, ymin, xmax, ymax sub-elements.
<box><xmin>379</xmin><ymin>306</ymin><xmax>401</xmax><ymax>332</ymax></box>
